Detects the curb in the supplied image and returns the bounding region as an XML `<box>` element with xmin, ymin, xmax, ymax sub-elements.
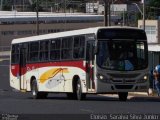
<box><xmin>129</xmin><ymin>92</ymin><xmax>148</xmax><ymax>96</ymax></box>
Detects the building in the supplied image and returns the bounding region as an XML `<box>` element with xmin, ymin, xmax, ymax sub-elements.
<box><xmin>0</xmin><ymin>11</ymin><xmax>105</xmax><ymax>50</ymax></box>
<box><xmin>86</xmin><ymin>0</ymin><xmax>142</xmax><ymax>26</ymax></box>
<box><xmin>138</xmin><ymin>20</ymin><xmax>160</xmax><ymax>70</ymax></box>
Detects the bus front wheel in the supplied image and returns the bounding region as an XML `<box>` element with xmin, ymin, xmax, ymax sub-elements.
<box><xmin>31</xmin><ymin>80</ymin><xmax>48</xmax><ymax>99</ymax></box>
<box><xmin>76</xmin><ymin>79</ymin><xmax>86</xmax><ymax>100</ymax></box>
<box><xmin>118</xmin><ymin>92</ymin><xmax>128</xmax><ymax>101</ymax></box>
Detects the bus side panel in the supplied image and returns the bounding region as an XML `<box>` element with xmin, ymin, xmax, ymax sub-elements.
<box><xmin>10</xmin><ymin>64</ymin><xmax>20</xmax><ymax>90</ymax></box>
<box><xmin>25</xmin><ymin>63</ymin><xmax>39</xmax><ymax>91</ymax></box>
<box><xmin>37</xmin><ymin>66</ymin><xmax>87</xmax><ymax>93</ymax></box>
<box><xmin>23</xmin><ymin>59</ymin><xmax>87</xmax><ymax>93</ymax></box>
<box><xmin>61</xmin><ymin>67</ymin><xmax>87</xmax><ymax>93</ymax></box>
<box><xmin>37</xmin><ymin>66</ymin><xmax>60</xmax><ymax>92</ymax></box>
<box><xmin>22</xmin><ymin>60</ymin><xmax>87</xmax><ymax>93</ymax></box>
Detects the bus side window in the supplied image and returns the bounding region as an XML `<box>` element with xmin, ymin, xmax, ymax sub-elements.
<box><xmin>50</xmin><ymin>39</ymin><xmax>61</xmax><ymax>60</ymax></box>
<box><xmin>11</xmin><ymin>44</ymin><xmax>20</xmax><ymax>64</ymax></box>
<box><xmin>29</xmin><ymin>42</ymin><xmax>39</xmax><ymax>62</ymax></box>
<box><xmin>73</xmin><ymin>36</ymin><xmax>85</xmax><ymax>59</ymax></box>
<box><xmin>61</xmin><ymin>37</ymin><xmax>73</xmax><ymax>60</ymax></box>
<box><xmin>40</xmin><ymin>40</ymin><xmax>49</xmax><ymax>61</ymax></box>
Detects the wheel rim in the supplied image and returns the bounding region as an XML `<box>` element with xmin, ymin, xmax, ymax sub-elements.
<box><xmin>32</xmin><ymin>81</ymin><xmax>37</xmax><ymax>96</ymax></box>
<box><xmin>76</xmin><ymin>82</ymin><xmax>81</xmax><ymax>99</ymax></box>
<box><xmin>32</xmin><ymin>90</ymin><xmax>36</xmax><ymax>96</ymax></box>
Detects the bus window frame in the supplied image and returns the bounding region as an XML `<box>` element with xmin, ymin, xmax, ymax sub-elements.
<box><xmin>11</xmin><ymin>34</ymin><xmax>96</xmax><ymax>65</ymax></box>
<box><xmin>11</xmin><ymin>44</ymin><xmax>20</xmax><ymax>64</ymax></box>
<box><xmin>61</xmin><ymin>36</ymin><xmax>74</xmax><ymax>60</ymax></box>
<box><xmin>39</xmin><ymin>40</ymin><xmax>50</xmax><ymax>62</ymax></box>
<box><xmin>50</xmin><ymin>38</ymin><xmax>61</xmax><ymax>61</ymax></box>
<box><xmin>27</xmin><ymin>41</ymin><xmax>40</xmax><ymax>63</ymax></box>
<box><xmin>73</xmin><ymin>35</ymin><xmax>85</xmax><ymax>59</ymax></box>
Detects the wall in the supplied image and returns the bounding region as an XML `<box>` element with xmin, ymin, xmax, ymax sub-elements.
<box><xmin>0</xmin><ymin>22</ymin><xmax>103</xmax><ymax>47</ymax></box>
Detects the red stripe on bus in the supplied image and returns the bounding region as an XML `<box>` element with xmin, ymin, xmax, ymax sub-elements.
<box><xmin>11</xmin><ymin>60</ymin><xmax>86</xmax><ymax>77</ymax></box>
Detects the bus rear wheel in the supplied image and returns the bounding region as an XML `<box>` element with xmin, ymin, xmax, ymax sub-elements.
<box><xmin>76</xmin><ymin>79</ymin><xmax>86</xmax><ymax>100</ymax></box>
<box><xmin>118</xmin><ymin>92</ymin><xmax>128</xmax><ymax>101</ymax></box>
<box><xmin>31</xmin><ymin>80</ymin><xmax>48</xmax><ymax>99</ymax></box>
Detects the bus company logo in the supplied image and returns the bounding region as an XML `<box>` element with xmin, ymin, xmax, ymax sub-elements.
<box><xmin>27</xmin><ymin>66</ymin><xmax>35</xmax><ymax>72</ymax></box>
<box><xmin>11</xmin><ymin>66</ymin><xmax>15</xmax><ymax>70</ymax></box>
<box><xmin>2</xmin><ymin>114</ymin><xmax>18</xmax><ymax>120</ymax></box>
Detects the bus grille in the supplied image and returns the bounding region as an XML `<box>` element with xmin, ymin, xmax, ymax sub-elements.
<box><xmin>108</xmin><ymin>73</ymin><xmax>140</xmax><ymax>78</ymax></box>
<box><xmin>108</xmin><ymin>73</ymin><xmax>139</xmax><ymax>84</ymax></box>
<box><xmin>115</xmin><ymin>85</ymin><xmax>133</xmax><ymax>89</ymax></box>
<box><xmin>111</xmin><ymin>79</ymin><xmax>136</xmax><ymax>83</ymax></box>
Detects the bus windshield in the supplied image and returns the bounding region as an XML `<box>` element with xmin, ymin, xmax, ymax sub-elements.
<box><xmin>97</xmin><ymin>40</ymin><xmax>148</xmax><ymax>71</ymax></box>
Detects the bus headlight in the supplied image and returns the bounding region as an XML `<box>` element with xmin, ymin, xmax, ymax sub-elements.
<box><xmin>143</xmin><ymin>75</ymin><xmax>148</xmax><ymax>80</ymax></box>
<box><xmin>97</xmin><ymin>74</ymin><xmax>104</xmax><ymax>80</ymax></box>
<box><xmin>97</xmin><ymin>74</ymin><xmax>111</xmax><ymax>83</ymax></box>
<box><xmin>137</xmin><ymin>75</ymin><xmax>148</xmax><ymax>83</ymax></box>
<box><xmin>99</xmin><ymin>75</ymin><xmax>104</xmax><ymax>80</ymax></box>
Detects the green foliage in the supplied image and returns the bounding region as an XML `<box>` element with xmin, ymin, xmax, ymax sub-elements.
<box><xmin>148</xmin><ymin>0</ymin><xmax>160</xmax><ymax>19</ymax></box>
<box><xmin>31</xmin><ymin>0</ymin><xmax>43</xmax><ymax>11</ymax></box>
<box><xmin>149</xmin><ymin>0</ymin><xmax>160</xmax><ymax>7</ymax></box>
<box><xmin>2</xmin><ymin>0</ymin><xmax>12</xmax><ymax>10</ymax></box>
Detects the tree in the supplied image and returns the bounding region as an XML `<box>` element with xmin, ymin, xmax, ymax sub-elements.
<box><xmin>149</xmin><ymin>0</ymin><xmax>160</xmax><ymax>7</ymax></box>
<box><xmin>148</xmin><ymin>0</ymin><xmax>160</xmax><ymax>19</ymax></box>
<box><xmin>2</xmin><ymin>0</ymin><xmax>12</xmax><ymax>11</ymax></box>
<box><xmin>31</xmin><ymin>0</ymin><xmax>43</xmax><ymax>11</ymax></box>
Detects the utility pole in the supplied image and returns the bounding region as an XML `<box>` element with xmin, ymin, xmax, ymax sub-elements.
<box><xmin>64</xmin><ymin>0</ymin><xmax>66</xmax><ymax>13</ymax></box>
<box><xmin>104</xmin><ymin>0</ymin><xmax>111</xmax><ymax>26</ymax></box>
<box><xmin>143</xmin><ymin>0</ymin><xmax>145</xmax><ymax>30</ymax></box>
<box><xmin>23</xmin><ymin>0</ymin><xmax>24</xmax><ymax>12</ymax></box>
<box><xmin>36</xmin><ymin>0</ymin><xmax>39</xmax><ymax>35</ymax></box>
<box><xmin>0</xmin><ymin>0</ymin><xmax>3</xmax><ymax>11</ymax></box>
<box><xmin>108</xmin><ymin>1</ymin><xmax>111</xmax><ymax>26</ymax></box>
<box><xmin>123</xmin><ymin>9</ymin><xmax>125</xmax><ymax>26</ymax></box>
<box><xmin>104</xmin><ymin>0</ymin><xmax>108</xmax><ymax>26</ymax></box>
<box><xmin>132</xmin><ymin>2</ymin><xmax>145</xmax><ymax>30</ymax></box>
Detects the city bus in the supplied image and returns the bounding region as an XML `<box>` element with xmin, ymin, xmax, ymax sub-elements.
<box><xmin>10</xmin><ymin>26</ymin><xmax>149</xmax><ymax>101</ymax></box>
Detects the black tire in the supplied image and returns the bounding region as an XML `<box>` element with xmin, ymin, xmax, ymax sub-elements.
<box><xmin>76</xmin><ymin>79</ymin><xmax>86</xmax><ymax>100</ymax></box>
<box><xmin>31</xmin><ymin>80</ymin><xmax>48</xmax><ymax>99</ymax></box>
<box><xmin>40</xmin><ymin>92</ymin><xmax>48</xmax><ymax>99</ymax></box>
<box><xmin>118</xmin><ymin>92</ymin><xmax>128</xmax><ymax>101</ymax></box>
<box><xmin>66</xmin><ymin>93</ymin><xmax>76</xmax><ymax>99</ymax></box>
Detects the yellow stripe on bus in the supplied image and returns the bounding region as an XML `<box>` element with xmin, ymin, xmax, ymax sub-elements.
<box><xmin>40</xmin><ymin>68</ymin><xmax>69</xmax><ymax>83</ymax></box>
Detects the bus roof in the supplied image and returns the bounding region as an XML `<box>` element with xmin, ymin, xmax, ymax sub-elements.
<box><xmin>12</xmin><ymin>26</ymin><xmax>143</xmax><ymax>44</ymax></box>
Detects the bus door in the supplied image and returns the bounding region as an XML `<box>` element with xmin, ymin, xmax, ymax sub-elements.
<box><xmin>86</xmin><ymin>40</ymin><xmax>95</xmax><ymax>91</ymax></box>
<box><xmin>19</xmin><ymin>47</ymin><xmax>27</xmax><ymax>90</ymax></box>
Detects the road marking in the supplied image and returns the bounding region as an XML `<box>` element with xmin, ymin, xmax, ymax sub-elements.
<box><xmin>80</xmin><ymin>108</ymin><xmax>94</xmax><ymax>113</ymax></box>
<box><xmin>0</xmin><ymin>89</ymin><xmax>8</xmax><ymax>92</ymax></box>
<box><xmin>98</xmin><ymin>94</ymin><xmax>134</xmax><ymax>99</ymax></box>
<box><xmin>0</xmin><ymin>65</ymin><xmax>9</xmax><ymax>66</ymax></box>
<box><xmin>12</xmin><ymin>89</ymin><xmax>19</xmax><ymax>92</ymax></box>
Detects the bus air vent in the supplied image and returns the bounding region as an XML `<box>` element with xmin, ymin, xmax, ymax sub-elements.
<box><xmin>115</xmin><ymin>85</ymin><xmax>133</xmax><ymax>89</ymax></box>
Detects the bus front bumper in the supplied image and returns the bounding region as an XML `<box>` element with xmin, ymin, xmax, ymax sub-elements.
<box><xmin>96</xmin><ymin>81</ymin><xmax>149</xmax><ymax>93</ymax></box>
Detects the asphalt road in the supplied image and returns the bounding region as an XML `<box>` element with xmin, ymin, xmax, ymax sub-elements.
<box><xmin>0</xmin><ymin>60</ymin><xmax>160</xmax><ymax>120</ymax></box>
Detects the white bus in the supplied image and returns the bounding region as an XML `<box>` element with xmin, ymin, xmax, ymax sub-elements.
<box><xmin>10</xmin><ymin>26</ymin><xmax>149</xmax><ymax>101</ymax></box>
